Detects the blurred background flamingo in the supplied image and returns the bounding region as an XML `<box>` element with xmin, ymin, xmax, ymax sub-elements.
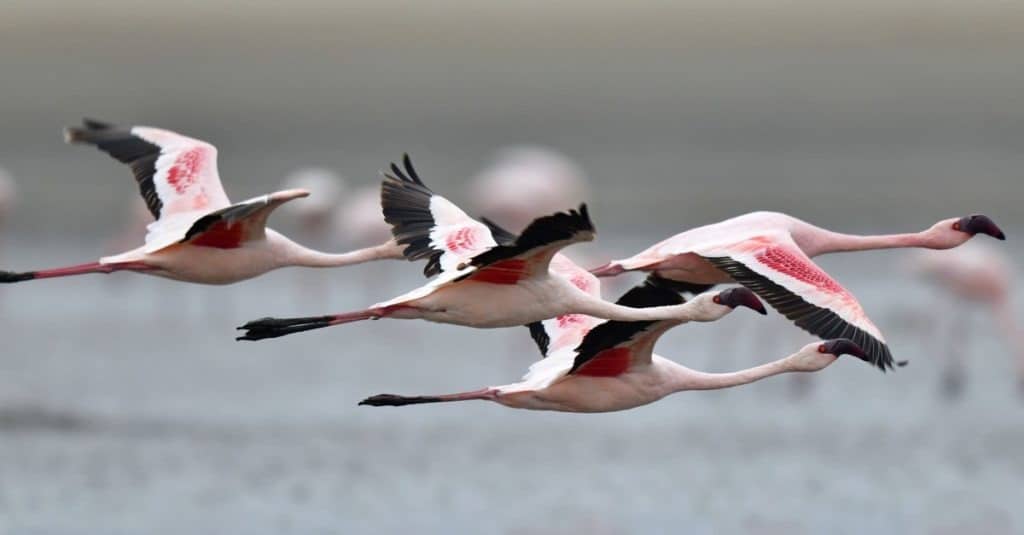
<box><xmin>906</xmin><ymin>242</ymin><xmax>1023</xmax><ymax>399</ymax></box>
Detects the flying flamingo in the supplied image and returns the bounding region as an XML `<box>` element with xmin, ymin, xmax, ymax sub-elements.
<box><xmin>0</xmin><ymin>119</ymin><xmax>405</xmax><ymax>286</ymax></box>
<box><xmin>359</xmin><ymin>277</ymin><xmax>869</xmax><ymax>412</ymax></box>
<box><xmin>590</xmin><ymin>211</ymin><xmax>1006</xmax><ymax>370</ymax></box>
<box><xmin>906</xmin><ymin>243</ymin><xmax>1024</xmax><ymax>396</ymax></box>
<box><xmin>237</xmin><ymin>155</ymin><xmax>767</xmax><ymax>341</ymax></box>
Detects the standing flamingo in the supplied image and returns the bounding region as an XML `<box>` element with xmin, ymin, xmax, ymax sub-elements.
<box><xmin>590</xmin><ymin>211</ymin><xmax>1006</xmax><ymax>370</ymax></box>
<box><xmin>237</xmin><ymin>155</ymin><xmax>767</xmax><ymax>341</ymax></box>
<box><xmin>0</xmin><ymin>119</ymin><xmax>405</xmax><ymax>285</ymax></box>
<box><xmin>907</xmin><ymin>243</ymin><xmax>1024</xmax><ymax>396</ymax></box>
<box><xmin>360</xmin><ymin>277</ymin><xmax>870</xmax><ymax>412</ymax></box>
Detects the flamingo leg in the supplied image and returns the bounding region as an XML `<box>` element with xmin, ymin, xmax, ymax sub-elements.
<box><xmin>359</xmin><ymin>388</ymin><xmax>498</xmax><ymax>407</ymax></box>
<box><xmin>236</xmin><ymin>305</ymin><xmax>413</xmax><ymax>341</ymax></box>
<box><xmin>0</xmin><ymin>261</ymin><xmax>152</xmax><ymax>283</ymax></box>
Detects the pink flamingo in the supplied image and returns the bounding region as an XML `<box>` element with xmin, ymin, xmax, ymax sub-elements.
<box><xmin>237</xmin><ymin>155</ymin><xmax>766</xmax><ymax>341</ymax></box>
<box><xmin>907</xmin><ymin>243</ymin><xmax>1024</xmax><ymax>395</ymax></box>
<box><xmin>360</xmin><ymin>277</ymin><xmax>870</xmax><ymax>412</ymax></box>
<box><xmin>0</xmin><ymin>119</ymin><xmax>405</xmax><ymax>286</ymax></box>
<box><xmin>591</xmin><ymin>211</ymin><xmax>1006</xmax><ymax>370</ymax></box>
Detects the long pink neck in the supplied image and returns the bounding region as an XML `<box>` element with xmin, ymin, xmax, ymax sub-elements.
<box><xmin>287</xmin><ymin>240</ymin><xmax>405</xmax><ymax>268</ymax></box>
<box><xmin>672</xmin><ymin>357</ymin><xmax>792</xmax><ymax>391</ymax></box>
<box><xmin>815</xmin><ymin>230</ymin><xmax>939</xmax><ymax>254</ymax></box>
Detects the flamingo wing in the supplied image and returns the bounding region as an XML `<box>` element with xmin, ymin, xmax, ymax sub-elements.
<box><xmin>381</xmin><ymin>154</ymin><xmax>499</xmax><ymax>277</ymax></box>
<box><xmin>456</xmin><ymin>204</ymin><xmax>594</xmax><ymax>285</ymax></box>
<box><xmin>567</xmin><ymin>276</ymin><xmax>685</xmax><ymax>376</ymax></box>
<box><xmin>66</xmin><ymin>119</ymin><xmax>239</xmax><ymax>252</ymax></box>
<box><xmin>520</xmin><ymin>277</ymin><xmax>683</xmax><ymax>388</ymax></box>
<box><xmin>697</xmin><ymin>233</ymin><xmax>894</xmax><ymax>370</ymax></box>
<box><xmin>66</xmin><ymin>119</ymin><xmax>231</xmax><ymax>219</ymax></box>
<box><xmin>177</xmin><ymin>190</ymin><xmax>309</xmax><ymax>250</ymax></box>
<box><xmin>525</xmin><ymin>254</ymin><xmax>604</xmax><ymax>356</ymax></box>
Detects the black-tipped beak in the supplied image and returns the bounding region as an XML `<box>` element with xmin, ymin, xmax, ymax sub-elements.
<box><xmin>717</xmin><ymin>288</ymin><xmax>767</xmax><ymax>315</ymax></box>
<box><xmin>960</xmin><ymin>214</ymin><xmax>1006</xmax><ymax>240</ymax></box>
<box><xmin>821</xmin><ymin>338</ymin><xmax>869</xmax><ymax>361</ymax></box>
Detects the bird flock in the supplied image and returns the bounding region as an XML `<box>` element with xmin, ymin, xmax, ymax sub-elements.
<box><xmin>0</xmin><ymin>119</ymin><xmax>1010</xmax><ymax>413</ymax></box>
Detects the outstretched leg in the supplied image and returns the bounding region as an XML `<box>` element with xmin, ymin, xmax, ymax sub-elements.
<box><xmin>236</xmin><ymin>305</ymin><xmax>413</xmax><ymax>341</ymax></box>
<box><xmin>359</xmin><ymin>388</ymin><xmax>498</xmax><ymax>407</ymax></box>
<box><xmin>0</xmin><ymin>261</ymin><xmax>152</xmax><ymax>283</ymax></box>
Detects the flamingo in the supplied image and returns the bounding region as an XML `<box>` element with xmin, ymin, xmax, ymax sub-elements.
<box><xmin>907</xmin><ymin>243</ymin><xmax>1024</xmax><ymax>396</ymax></box>
<box><xmin>0</xmin><ymin>119</ymin><xmax>405</xmax><ymax>286</ymax></box>
<box><xmin>359</xmin><ymin>277</ymin><xmax>869</xmax><ymax>412</ymax></box>
<box><xmin>237</xmin><ymin>155</ymin><xmax>767</xmax><ymax>341</ymax></box>
<box><xmin>469</xmin><ymin>146</ymin><xmax>589</xmax><ymax>232</ymax></box>
<box><xmin>590</xmin><ymin>211</ymin><xmax>1006</xmax><ymax>370</ymax></box>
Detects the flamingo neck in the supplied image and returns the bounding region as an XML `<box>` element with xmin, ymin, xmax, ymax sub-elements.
<box><xmin>568</xmin><ymin>291</ymin><xmax>700</xmax><ymax>322</ymax></box>
<box><xmin>670</xmin><ymin>357</ymin><xmax>792</xmax><ymax>391</ymax></box>
<box><xmin>812</xmin><ymin>230</ymin><xmax>938</xmax><ymax>255</ymax></box>
<box><xmin>285</xmin><ymin>239</ymin><xmax>405</xmax><ymax>268</ymax></box>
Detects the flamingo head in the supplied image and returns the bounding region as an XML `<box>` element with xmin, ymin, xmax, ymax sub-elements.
<box><xmin>955</xmin><ymin>214</ymin><xmax>1005</xmax><ymax>241</ymax></box>
<box><xmin>788</xmin><ymin>338</ymin><xmax>868</xmax><ymax>372</ymax></box>
<box><xmin>927</xmin><ymin>214</ymin><xmax>1005</xmax><ymax>249</ymax></box>
<box><xmin>691</xmin><ymin>287</ymin><xmax>767</xmax><ymax>320</ymax></box>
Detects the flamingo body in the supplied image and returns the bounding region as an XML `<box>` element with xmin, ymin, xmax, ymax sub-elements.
<box><xmin>360</xmin><ymin>280</ymin><xmax>871</xmax><ymax>413</ymax></box>
<box><xmin>0</xmin><ymin>120</ymin><xmax>403</xmax><ymax>286</ymax></box>
<box><xmin>593</xmin><ymin>211</ymin><xmax>1006</xmax><ymax>369</ymax></box>
<box><xmin>237</xmin><ymin>156</ymin><xmax>767</xmax><ymax>341</ymax></box>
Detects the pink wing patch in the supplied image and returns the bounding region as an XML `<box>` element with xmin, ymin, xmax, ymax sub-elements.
<box><xmin>445</xmin><ymin>226</ymin><xmax>481</xmax><ymax>255</ymax></box>
<box><xmin>756</xmin><ymin>245</ymin><xmax>850</xmax><ymax>297</ymax></box>
<box><xmin>166</xmin><ymin>147</ymin><xmax>204</xmax><ymax>194</ymax></box>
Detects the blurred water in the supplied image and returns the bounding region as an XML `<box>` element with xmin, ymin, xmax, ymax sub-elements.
<box><xmin>1</xmin><ymin>236</ymin><xmax>1022</xmax><ymax>534</ymax></box>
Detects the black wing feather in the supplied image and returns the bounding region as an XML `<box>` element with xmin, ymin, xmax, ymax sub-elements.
<box><xmin>380</xmin><ymin>154</ymin><xmax>445</xmax><ymax>276</ymax></box>
<box><xmin>704</xmin><ymin>256</ymin><xmax>894</xmax><ymax>371</ymax></box>
<box><xmin>526</xmin><ymin>322</ymin><xmax>550</xmax><ymax>356</ymax></box>
<box><xmin>468</xmin><ymin>204</ymin><xmax>594</xmax><ymax>269</ymax></box>
<box><xmin>65</xmin><ymin>118</ymin><xmax>163</xmax><ymax>218</ymax></box>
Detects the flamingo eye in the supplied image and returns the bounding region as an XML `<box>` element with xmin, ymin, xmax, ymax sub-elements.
<box><xmin>817</xmin><ymin>344</ymin><xmax>827</xmax><ymax>353</ymax></box>
<box><xmin>952</xmin><ymin>221</ymin><xmax>961</xmax><ymax>231</ymax></box>
<box><xmin>713</xmin><ymin>295</ymin><xmax>721</xmax><ymax>304</ymax></box>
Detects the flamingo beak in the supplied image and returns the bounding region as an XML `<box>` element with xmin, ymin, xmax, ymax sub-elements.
<box><xmin>589</xmin><ymin>262</ymin><xmax>625</xmax><ymax>277</ymax></box>
<box><xmin>960</xmin><ymin>214</ymin><xmax>1005</xmax><ymax>240</ymax></box>
<box><xmin>821</xmin><ymin>338</ymin><xmax>869</xmax><ymax>361</ymax></box>
<box><xmin>716</xmin><ymin>288</ymin><xmax>766</xmax><ymax>315</ymax></box>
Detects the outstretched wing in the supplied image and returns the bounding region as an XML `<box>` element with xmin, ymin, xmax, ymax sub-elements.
<box><xmin>567</xmin><ymin>276</ymin><xmax>685</xmax><ymax>376</ymax></box>
<box><xmin>524</xmin><ymin>254</ymin><xmax>603</xmax><ymax>356</ymax></box>
<box><xmin>457</xmin><ymin>204</ymin><xmax>594</xmax><ymax>285</ymax></box>
<box><xmin>520</xmin><ymin>276</ymin><xmax>684</xmax><ymax>388</ymax></box>
<box><xmin>67</xmin><ymin>119</ymin><xmax>242</xmax><ymax>253</ymax></box>
<box><xmin>66</xmin><ymin>119</ymin><xmax>231</xmax><ymax>220</ymax></box>
<box><xmin>381</xmin><ymin>154</ymin><xmax>499</xmax><ymax>277</ymax></box>
<box><xmin>697</xmin><ymin>233</ymin><xmax>894</xmax><ymax>370</ymax></box>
